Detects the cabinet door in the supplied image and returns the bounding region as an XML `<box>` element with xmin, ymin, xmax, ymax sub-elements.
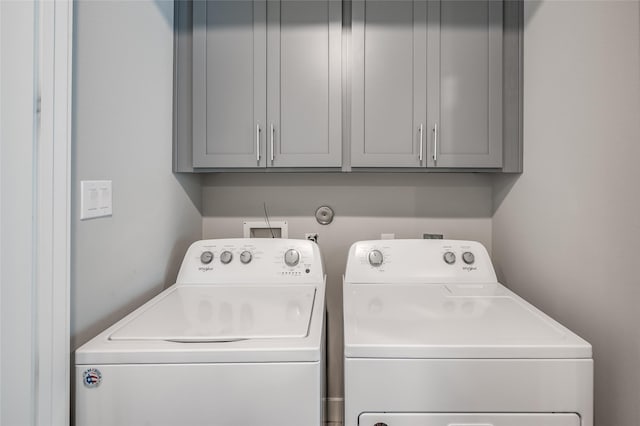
<box><xmin>266</xmin><ymin>0</ymin><xmax>342</xmax><ymax>167</ymax></box>
<box><xmin>427</xmin><ymin>0</ymin><xmax>503</xmax><ymax>168</ymax></box>
<box><xmin>351</xmin><ymin>0</ymin><xmax>427</xmax><ymax>167</ymax></box>
<box><xmin>193</xmin><ymin>0</ymin><xmax>266</xmax><ymax>168</ymax></box>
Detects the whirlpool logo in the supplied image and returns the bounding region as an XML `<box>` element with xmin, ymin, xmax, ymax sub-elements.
<box><xmin>82</xmin><ymin>368</ymin><xmax>102</xmax><ymax>388</ymax></box>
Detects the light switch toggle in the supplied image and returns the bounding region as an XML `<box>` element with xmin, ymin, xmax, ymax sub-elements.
<box><xmin>81</xmin><ymin>180</ymin><xmax>113</xmax><ymax>220</ymax></box>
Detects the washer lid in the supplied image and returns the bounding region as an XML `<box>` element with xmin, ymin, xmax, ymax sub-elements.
<box><xmin>110</xmin><ymin>285</ymin><xmax>316</xmax><ymax>342</ymax></box>
<box><xmin>343</xmin><ymin>283</ymin><xmax>592</xmax><ymax>359</ymax></box>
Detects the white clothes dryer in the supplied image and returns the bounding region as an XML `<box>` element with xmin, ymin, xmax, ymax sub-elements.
<box><xmin>76</xmin><ymin>238</ymin><xmax>326</xmax><ymax>426</ymax></box>
<box><xmin>343</xmin><ymin>239</ymin><xmax>592</xmax><ymax>426</ymax></box>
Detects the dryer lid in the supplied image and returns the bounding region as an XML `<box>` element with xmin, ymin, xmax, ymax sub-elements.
<box><xmin>109</xmin><ymin>285</ymin><xmax>316</xmax><ymax>342</ymax></box>
<box><xmin>343</xmin><ymin>283</ymin><xmax>591</xmax><ymax>359</ymax></box>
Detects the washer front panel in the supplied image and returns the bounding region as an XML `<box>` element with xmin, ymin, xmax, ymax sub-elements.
<box><xmin>76</xmin><ymin>362</ymin><xmax>321</xmax><ymax>426</ymax></box>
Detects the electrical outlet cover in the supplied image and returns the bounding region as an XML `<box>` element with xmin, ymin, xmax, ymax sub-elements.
<box><xmin>81</xmin><ymin>180</ymin><xmax>112</xmax><ymax>220</ymax></box>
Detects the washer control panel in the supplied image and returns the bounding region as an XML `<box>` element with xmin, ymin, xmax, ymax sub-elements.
<box><xmin>345</xmin><ymin>239</ymin><xmax>496</xmax><ymax>284</ymax></box>
<box><xmin>178</xmin><ymin>238</ymin><xmax>324</xmax><ymax>285</ymax></box>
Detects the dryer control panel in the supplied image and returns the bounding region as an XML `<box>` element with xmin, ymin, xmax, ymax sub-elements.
<box><xmin>176</xmin><ymin>238</ymin><xmax>324</xmax><ymax>285</ymax></box>
<box><xmin>344</xmin><ymin>239</ymin><xmax>497</xmax><ymax>284</ymax></box>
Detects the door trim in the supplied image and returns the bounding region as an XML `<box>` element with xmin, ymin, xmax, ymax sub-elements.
<box><xmin>36</xmin><ymin>1</ymin><xmax>72</xmax><ymax>424</ymax></box>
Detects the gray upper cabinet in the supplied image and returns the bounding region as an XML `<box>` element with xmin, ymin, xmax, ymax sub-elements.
<box><xmin>178</xmin><ymin>0</ymin><xmax>521</xmax><ymax>172</ymax></box>
<box><xmin>351</xmin><ymin>0</ymin><xmax>503</xmax><ymax>169</ymax></box>
<box><xmin>427</xmin><ymin>0</ymin><xmax>503</xmax><ymax>168</ymax></box>
<box><xmin>192</xmin><ymin>0</ymin><xmax>341</xmax><ymax>169</ymax></box>
<box><xmin>351</xmin><ymin>0</ymin><xmax>427</xmax><ymax>167</ymax></box>
<box><xmin>193</xmin><ymin>0</ymin><xmax>267</xmax><ymax>168</ymax></box>
<box><xmin>267</xmin><ymin>1</ymin><xmax>342</xmax><ymax>167</ymax></box>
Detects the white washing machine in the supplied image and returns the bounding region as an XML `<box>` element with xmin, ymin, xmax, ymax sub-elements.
<box><xmin>76</xmin><ymin>238</ymin><xmax>326</xmax><ymax>426</ymax></box>
<box><xmin>343</xmin><ymin>239</ymin><xmax>593</xmax><ymax>426</ymax></box>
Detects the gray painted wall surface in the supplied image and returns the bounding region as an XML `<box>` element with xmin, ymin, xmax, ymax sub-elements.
<box><xmin>492</xmin><ymin>2</ymin><xmax>640</xmax><ymax>425</ymax></box>
<box><xmin>72</xmin><ymin>0</ymin><xmax>202</xmax><ymax>348</ymax></box>
<box><xmin>202</xmin><ymin>172</ymin><xmax>494</xmax><ymax>399</ymax></box>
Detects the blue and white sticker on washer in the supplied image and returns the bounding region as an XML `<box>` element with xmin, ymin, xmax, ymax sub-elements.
<box><xmin>82</xmin><ymin>368</ymin><xmax>102</xmax><ymax>388</ymax></box>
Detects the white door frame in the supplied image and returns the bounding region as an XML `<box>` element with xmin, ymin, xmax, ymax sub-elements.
<box><xmin>36</xmin><ymin>1</ymin><xmax>73</xmax><ymax>424</ymax></box>
<box><xmin>0</xmin><ymin>0</ymin><xmax>72</xmax><ymax>424</ymax></box>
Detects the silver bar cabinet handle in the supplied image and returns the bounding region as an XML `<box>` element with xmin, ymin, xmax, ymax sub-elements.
<box><xmin>419</xmin><ymin>124</ymin><xmax>424</xmax><ymax>162</ymax></box>
<box><xmin>270</xmin><ymin>123</ymin><xmax>275</xmax><ymax>162</ymax></box>
<box><xmin>256</xmin><ymin>124</ymin><xmax>261</xmax><ymax>161</ymax></box>
<box><xmin>433</xmin><ymin>123</ymin><xmax>438</xmax><ymax>162</ymax></box>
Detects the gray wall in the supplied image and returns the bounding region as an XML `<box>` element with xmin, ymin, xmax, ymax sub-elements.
<box><xmin>492</xmin><ymin>2</ymin><xmax>640</xmax><ymax>425</ymax></box>
<box><xmin>71</xmin><ymin>0</ymin><xmax>202</xmax><ymax>348</ymax></box>
<box><xmin>202</xmin><ymin>172</ymin><xmax>494</xmax><ymax>404</ymax></box>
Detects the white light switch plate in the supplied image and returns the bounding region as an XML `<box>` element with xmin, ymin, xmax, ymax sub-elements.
<box><xmin>81</xmin><ymin>180</ymin><xmax>112</xmax><ymax>220</ymax></box>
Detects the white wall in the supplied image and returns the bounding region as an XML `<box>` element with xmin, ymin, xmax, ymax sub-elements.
<box><xmin>0</xmin><ymin>1</ymin><xmax>37</xmax><ymax>423</ymax></box>
<box><xmin>492</xmin><ymin>2</ymin><xmax>640</xmax><ymax>425</ymax></box>
<box><xmin>202</xmin><ymin>172</ymin><xmax>494</xmax><ymax>403</ymax></box>
<box><xmin>71</xmin><ymin>0</ymin><xmax>202</xmax><ymax>349</ymax></box>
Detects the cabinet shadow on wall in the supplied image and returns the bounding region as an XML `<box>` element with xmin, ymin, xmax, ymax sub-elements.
<box><xmin>203</xmin><ymin>172</ymin><xmax>495</xmax><ymax>219</ymax></box>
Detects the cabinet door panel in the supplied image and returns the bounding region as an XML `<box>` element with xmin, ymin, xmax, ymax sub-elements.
<box><xmin>193</xmin><ymin>0</ymin><xmax>266</xmax><ymax>168</ymax></box>
<box><xmin>351</xmin><ymin>0</ymin><xmax>427</xmax><ymax>167</ymax></box>
<box><xmin>428</xmin><ymin>0</ymin><xmax>502</xmax><ymax>168</ymax></box>
<box><xmin>267</xmin><ymin>0</ymin><xmax>341</xmax><ymax>167</ymax></box>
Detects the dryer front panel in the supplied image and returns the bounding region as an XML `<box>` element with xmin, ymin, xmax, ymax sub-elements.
<box><xmin>359</xmin><ymin>413</ymin><xmax>580</xmax><ymax>426</ymax></box>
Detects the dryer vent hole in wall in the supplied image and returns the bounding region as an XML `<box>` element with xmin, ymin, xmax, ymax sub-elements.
<box><xmin>250</xmin><ymin>228</ymin><xmax>282</xmax><ymax>238</ymax></box>
<box><xmin>243</xmin><ymin>220</ymin><xmax>288</xmax><ymax>238</ymax></box>
<box><xmin>423</xmin><ymin>233</ymin><xmax>444</xmax><ymax>239</ymax></box>
<box><xmin>305</xmin><ymin>233</ymin><xmax>319</xmax><ymax>243</ymax></box>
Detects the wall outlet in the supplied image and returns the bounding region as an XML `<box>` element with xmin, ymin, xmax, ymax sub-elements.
<box><xmin>381</xmin><ymin>233</ymin><xmax>395</xmax><ymax>240</ymax></box>
<box><xmin>305</xmin><ymin>233</ymin><xmax>318</xmax><ymax>243</ymax></box>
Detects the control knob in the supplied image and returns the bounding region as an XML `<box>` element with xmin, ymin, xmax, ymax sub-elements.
<box><xmin>368</xmin><ymin>250</ymin><xmax>384</xmax><ymax>267</ymax></box>
<box><xmin>220</xmin><ymin>250</ymin><xmax>233</xmax><ymax>264</ymax></box>
<box><xmin>240</xmin><ymin>250</ymin><xmax>252</xmax><ymax>264</ymax></box>
<box><xmin>443</xmin><ymin>251</ymin><xmax>456</xmax><ymax>265</ymax></box>
<box><xmin>284</xmin><ymin>249</ymin><xmax>300</xmax><ymax>267</ymax></box>
<box><xmin>462</xmin><ymin>251</ymin><xmax>475</xmax><ymax>265</ymax></box>
<box><xmin>200</xmin><ymin>251</ymin><xmax>214</xmax><ymax>265</ymax></box>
